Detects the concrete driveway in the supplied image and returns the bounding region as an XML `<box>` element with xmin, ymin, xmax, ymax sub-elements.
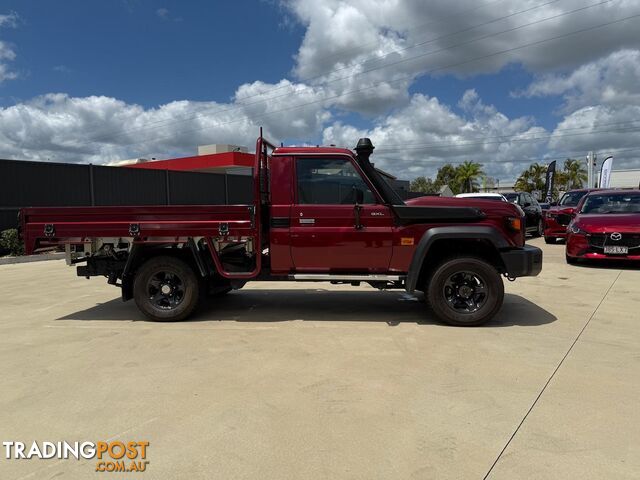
<box><xmin>1</xmin><ymin>238</ymin><xmax>638</xmax><ymax>479</ymax></box>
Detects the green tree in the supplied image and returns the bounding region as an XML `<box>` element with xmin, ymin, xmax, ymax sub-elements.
<box><xmin>409</xmin><ymin>176</ymin><xmax>438</xmax><ymax>194</ymax></box>
<box><xmin>562</xmin><ymin>158</ymin><xmax>587</xmax><ymax>189</ymax></box>
<box><xmin>514</xmin><ymin>162</ymin><xmax>547</xmax><ymax>193</ymax></box>
<box><xmin>455</xmin><ymin>161</ymin><xmax>484</xmax><ymax>193</ymax></box>
<box><xmin>434</xmin><ymin>164</ymin><xmax>461</xmax><ymax>194</ymax></box>
<box><xmin>0</xmin><ymin>229</ymin><xmax>24</xmax><ymax>256</ymax></box>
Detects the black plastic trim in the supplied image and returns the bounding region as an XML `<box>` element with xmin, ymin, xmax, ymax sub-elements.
<box><xmin>188</xmin><ymin>237</ymin><xmax>208</xmax><ymax>277</ymax></box>
<box><xmin>500</xmin><ymin>245</ymin><xmax>543</xmax><ymax>278</ymax></box>
<box><xmin>120</xmin><ymin>243</ymin><xmax>140</xmax><ymax>301</ymax></box>
<box><xmin>406</xmin><ymin>226</ymin><xmax>509</xmax><ymax>293</ymax></box>
<box><xmin>392</xmin><ymin>205</ymin><xmax>485</xmax><ymax>225</ymax></box>
<box><xmin>271</xmin><ymin>217</ymin><xmax>290</xmax><ymax>228</ymax></box>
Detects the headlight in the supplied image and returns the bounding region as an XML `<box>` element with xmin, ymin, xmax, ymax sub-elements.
<box><xmin>505</xmin><ymin>216</ymin><xmax>522</xmax><ymax>232</ymax></box>
<box><xmin>569</xmin><ymin>223</ymin><xmax>585</xmax><ymax>234</ymax></box>
<box><xmin>546</xmin><ymin>211</ymin><xmax>556</xmax><ymax>218</ymax></box>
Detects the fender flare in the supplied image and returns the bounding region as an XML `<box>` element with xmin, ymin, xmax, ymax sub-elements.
<box><xmin>120</xmin><ymin>239</ymin><xmax>209</xmax><ymax>301</ymax></box>
<box><xmin>405</xmin><ymin>226</ymin><xmax>509</xmax><ymax>293</ymax></box>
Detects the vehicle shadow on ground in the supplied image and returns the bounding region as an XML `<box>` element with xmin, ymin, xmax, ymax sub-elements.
<box><xmin>570</xmin><ymin>259</ymin><xmax>640</xmax><ymax>270</ymax></box>
<box><xmin>57</xmin><ymin>290</ymin><xmax>556</xmax><ymax>327</ymax></box>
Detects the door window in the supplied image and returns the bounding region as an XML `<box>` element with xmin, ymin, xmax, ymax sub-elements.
<box><xmin>296</xmin><ymin>158</ymin><xmax>376</xmax><ymax>204</ymax></box>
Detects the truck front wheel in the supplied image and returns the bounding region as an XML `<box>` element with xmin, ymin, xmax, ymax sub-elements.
<box><xmin>426</xmin><ymin>257</ymin><xmax>504</xmax><ymax>327</ymax></box>
<box><xmin>133</xmin><ymin>256</ymin><xmax>201</xmax><ymax>322</ymax></box>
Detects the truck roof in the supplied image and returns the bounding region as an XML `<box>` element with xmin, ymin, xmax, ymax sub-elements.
<box><xmin>272</xmin><ymin>146</ymin><xmax>354</xmax><ymax>156</ymax></box>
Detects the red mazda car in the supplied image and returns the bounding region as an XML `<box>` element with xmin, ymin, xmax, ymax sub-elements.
<box><xmin>544</xmin><ymin>189</ymin><xmax>594</xmax><ymax>244</ymax></box>
<box><xmin>566</xmin><ymin>190</ymin><xmax>640</xmax><ymax>263</ymax></box>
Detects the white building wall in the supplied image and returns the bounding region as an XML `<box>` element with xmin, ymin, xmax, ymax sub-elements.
<box><xmin>607</xmin><ymin>169</ymin><xmax>640</xmax><ymax>189</ymax></box>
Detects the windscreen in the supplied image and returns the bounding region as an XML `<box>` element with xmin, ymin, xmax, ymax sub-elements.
<box><xmin>559</xmin><ymin>191</ymin><xmax>587</xmax><ymax>206</ymax></box>
<box><xmin>503</xmin><ymin>193</ymin><xmax>518</xmax><ymax>202</ymax></box>
<box><xmin>580</xmin><ymin>193</ymin><xmax>640</xmax><ymax>214</ymax></box>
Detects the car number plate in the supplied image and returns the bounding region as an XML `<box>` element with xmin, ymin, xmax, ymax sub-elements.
<box><xmin>604</xmin><ymin>246</ymin><xmax>628</xmax><ymax>255</ymax></box>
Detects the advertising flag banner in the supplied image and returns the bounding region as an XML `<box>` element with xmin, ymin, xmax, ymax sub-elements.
<box><xmin>599</xmin><ymin>155</ymin><xmax>613</xmax><ymax>188</ymax></box>
<box><xmin>544</xmin><ymin>160</ymin><xmax>556</xmax><ymax>202</ymax></box>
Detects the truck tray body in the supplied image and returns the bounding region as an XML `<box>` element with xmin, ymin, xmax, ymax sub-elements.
<box><xmin>21</xmin><ymin>204</ymin><xmax>256</xmax><ymax>254</ymax></box>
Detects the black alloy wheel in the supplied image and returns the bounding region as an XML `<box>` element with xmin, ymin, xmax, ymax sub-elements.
<box><xmin>442</xmin><ymin>271</ymin><xmax>488</xmax><ymax>314</ymax></box>
<box><xmin>147</xmin><ymin>271</ymin><xmax>186</xmax><ymax>310</ymax></box>
<box><xmin>133</xmin><ymin>256</ymin><xmax>201</xmax><ymax>321</ymax></box>
<box><xmin>427</xmin><ymin>257</ymin><xmax>504</xmax><ymax>327</ymax></box>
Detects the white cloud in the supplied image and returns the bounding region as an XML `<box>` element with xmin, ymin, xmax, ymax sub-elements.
<box><xmin>283</xmin><ymin>0</ymin><xmax>640</xmax><ymax>114</ymax></box>
<box><xmin>2</xmin><ymin>2</ymin><xmax>640</xmax><ymax>181</ymax></box>
<box><xmin>517</xmin><ymin>49</ymin><xmax>640</xmax><ymax>112</ymax></box>
<box><xmin>0</xmin><ymin>13</ymin><xmax>18</xmax><ymax>28</ymax></box>
<box><xmin>0</xmin><ymin>12</ymin><xmax>18</xmax><ymax>83</ymax></box>
<box><xmin>0</xmin><ymin>89</ymin><xmax>332</xmax><ymax>163</ymax></box>
<box><xmin>517</xmin><ymin>49</ymin><xmax>640</xmax><ymax>172</ymax></box>
<box><xmin>323</xmin><ymin>90</ymin><xmax>545</xmax><ymax>181</ymax></box>
<box><xmin>547</xmin><ymin>104</ymin><xmax>640</xmax><ymax>171</ymax></box>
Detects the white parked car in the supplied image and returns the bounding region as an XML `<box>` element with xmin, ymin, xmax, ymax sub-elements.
<box><xmin>455</xmin><ymin>193</ymin><xmax>509</xmax><ymax>202</ymax></box>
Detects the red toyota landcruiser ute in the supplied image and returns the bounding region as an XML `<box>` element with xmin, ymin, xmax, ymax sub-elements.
<box><xmin>544</xmin><ymin>188</ymin><xmax>594</xmax><ymax>244</ymax></box>
<box><xmin>566</xmin><ymin>189</ymin><xmax>640</xmax><ymax>263</ymax></box>
<box><xmin>20</xmin><ymin>135</ymin><xmax>542</xmax><ymax>326</ymax></box>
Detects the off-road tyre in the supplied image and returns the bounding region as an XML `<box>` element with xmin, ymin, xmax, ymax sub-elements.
<box><xmin>426</xmin><ymin>257</ymin><xmax>504</xmax><ymax>327</ymax></box>
<box><xmin>133</xmin><ymin>255</ymin><xmax>201</xmax><ymax>321</ymax></box>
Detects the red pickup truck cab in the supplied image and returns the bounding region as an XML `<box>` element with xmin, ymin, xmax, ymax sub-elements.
<box><xmin>20</xmin><ymin>135</ymin><xmax>542</xmax><ymax>326</ymax></box>
<box><xmin>544</xmin><ymin>189</ymin><xmax>594</xmax><ymax>244</ymax></box>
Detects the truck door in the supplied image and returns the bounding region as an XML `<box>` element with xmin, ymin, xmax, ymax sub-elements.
<box><xmin>290</xmin><ymin>156</ymin><xmax>393</xmax><ymax>272</ymax></box>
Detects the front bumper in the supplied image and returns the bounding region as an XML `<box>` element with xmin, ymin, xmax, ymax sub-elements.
<box><xmin>544</xmin><ymin>225</ymin><xmax>568</xmax><ymax>238</ymax></box>
<box><xmin>544</xmin><ymin>213</ymin><xmax>572</xmax><ymax>238</ymax></box>
<box><xmin>567</xmin><ymin>233</ymin><xmax>640</xmax><ymax>260</ymax></box>
<box><xmin>500</xmin><ymin>245</ymin><xmax>543</xmax><ymax>278</ymax></box>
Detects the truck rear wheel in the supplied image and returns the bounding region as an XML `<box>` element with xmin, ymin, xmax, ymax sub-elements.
<box><xmin>133</xmin><ymin>256</ymin><xmax>201</xmax><ymax>322</ymax></box>
<box><xmin>426</xmin><ymin>257</ymin><xmax>504</xmax><ymax>327</ymax></box>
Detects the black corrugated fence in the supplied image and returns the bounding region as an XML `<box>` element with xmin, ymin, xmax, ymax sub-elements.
<box><xmin>0</xmin><ymin>159</ymin><xmax>253</xmax><ymax>231</ymax></box>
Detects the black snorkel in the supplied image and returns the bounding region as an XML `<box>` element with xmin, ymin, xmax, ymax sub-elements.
<box><xmin>354</xmin><ymin>138</ymin><xmax>405</xmax><ymax>205</ymax></box>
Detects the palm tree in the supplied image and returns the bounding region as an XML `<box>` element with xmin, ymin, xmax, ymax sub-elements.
<box><xmin>515</xmin><ymin>162</ymin><xmax>546</xmax><ymax>192</ymax></box>
<box><xmin>563</xmin><ymin>158</ymin><xmax>587</xmax><ymax>189</ymax></box>
<box><xmin>455</xmin><ymin>161</ymin><xmax>484</xmax><ymax>193</ymax></box>
<box><xmin>514</xmin><ymin>170</ymin><xmax>532</xmax><ymax>192</ymax></box>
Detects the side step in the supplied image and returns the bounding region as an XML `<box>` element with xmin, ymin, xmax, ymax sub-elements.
<box><xmin>290</xmin><ymin>274</ymin><xmax>405</xmax><ymax>282</ymax></box>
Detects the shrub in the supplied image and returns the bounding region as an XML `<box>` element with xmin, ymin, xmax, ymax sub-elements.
<box><xmin>0</xmin><ymin>228</ymin><xmax>25</xmax><ymax>256</ymax></box>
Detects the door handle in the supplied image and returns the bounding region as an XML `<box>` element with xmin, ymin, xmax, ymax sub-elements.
<box><xmin>299</xmin><ymin>218</ymin><xmax>315</xmax><ymax>225</ymax></box>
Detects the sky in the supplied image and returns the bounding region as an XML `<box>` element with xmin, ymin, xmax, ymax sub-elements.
<box><xmin>0</xmin><ymin>0</ymin><xmax>639</xmax><ymax>183</ymax></box>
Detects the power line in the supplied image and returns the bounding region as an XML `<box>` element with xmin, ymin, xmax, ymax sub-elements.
<box><xmin>105</xmin><ymin>9</ymin><xmax>638</xmax><ymax>151</ymax></box>
<box><xmin>301</xmin><ymin>0</ymin><xmax>511</xmax><ymax>67</ymax></box>
<box><xmin>82</xmin><ymin>0</ymin><xmax>564</xmax><ymax>142</ymax></box>
<box><xmin>86</xmin><ymin>0</ymin><xmax>614</xmax><ymax>145</ymax></box>
<box><xmin>379</xmin><ymin>146</ymin><xmax>640</xmax><ymax>167</ymax></box>
<box><xmin>375</xmin><ymin>124</ymin><xmax>640</xmax><ymax>152</ymax></box>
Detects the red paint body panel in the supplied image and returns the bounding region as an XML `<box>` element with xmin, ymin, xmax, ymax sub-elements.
<box><xmin>543</xmin><ymin>189</ymin><xmax>595</xmax><ymax>238</ymax></box>
<box><xmin>289</xmin><ymin>204</ymin><xmax>393</xmax><ymax>272</ymax></box>
<box><xmin>566</xmin><ymin>190</ymin><xmax>640</xmax><ymax>262</ymax></box>
<box><xmin>21</xmin><ymin>205</ymin><xmax>255</xmax><ymax>253</ymax></box>
<box><xmin>126</xmin><ymin>152</ymin><xmax>254</xmax><ymax>171</ymax></box>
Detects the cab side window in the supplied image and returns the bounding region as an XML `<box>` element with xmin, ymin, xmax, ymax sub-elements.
<box><xmin>296</xmin><ymin>158</ymin><xmax>376</xmax><ymax>205</ymax></box>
